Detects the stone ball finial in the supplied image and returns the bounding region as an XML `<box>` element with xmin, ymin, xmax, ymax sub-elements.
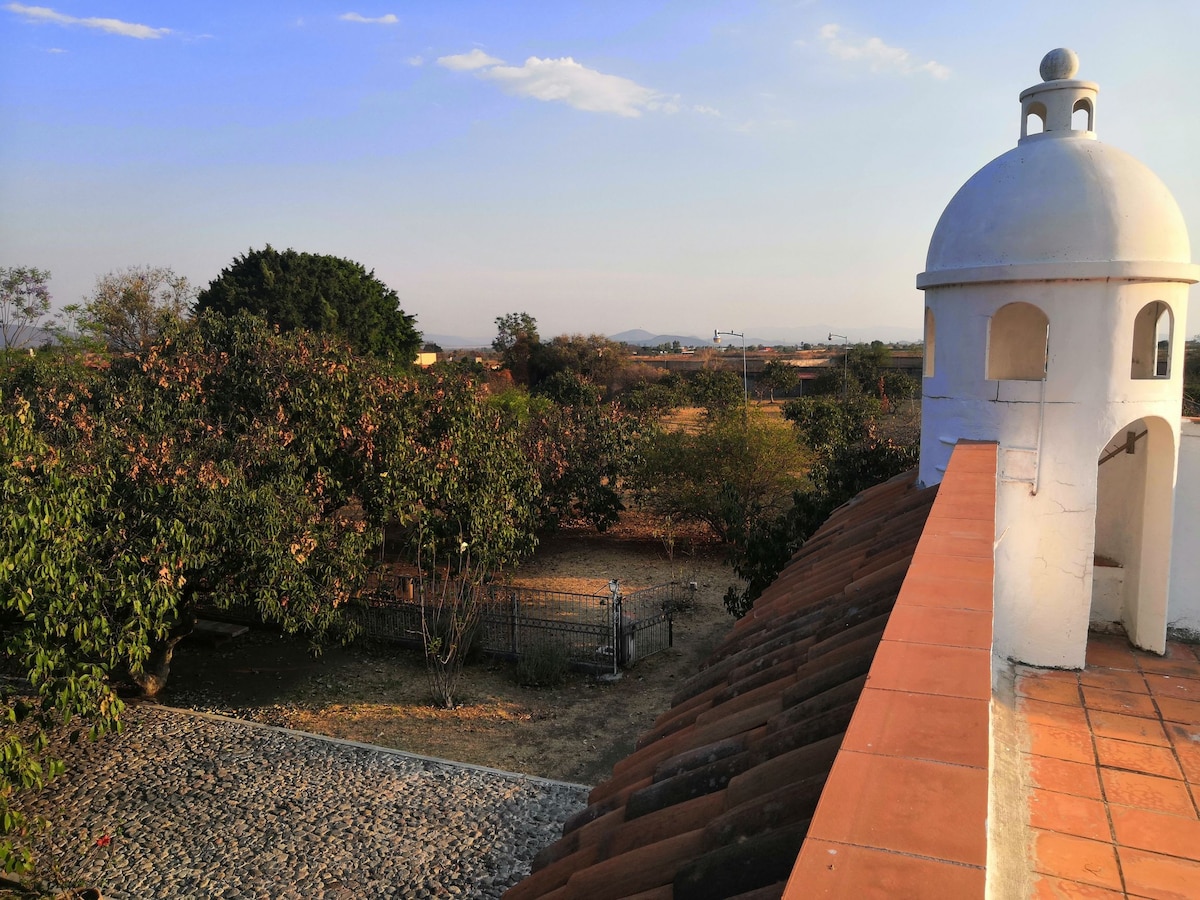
<box><xmin>1040</xmin><ymin>48</ymin><xmax>1079</xmax><ymax>81</ymax></box>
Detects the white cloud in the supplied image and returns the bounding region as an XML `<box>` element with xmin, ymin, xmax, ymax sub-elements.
<box><xmin>817</xmin><ymin>23</ymin><xmax>949</xmax><ymax>79</ymax></box>
<box><xmin>340</xmin><ymin>12</ymin><xmax>398</xmax><ymax>25</ymax></box>
<box><xmin>46</xmin><ymin>46</ymin><xmax>65</xmax><ymax>52</ymax></box>
<box><xmin>5</xmin><ymin>3</ymin><xmax>170</xmax><ymax>38</ymax></box>
<box><xmin>407</xmin><ymin>55</ymin><xmax>424</xmax><ymax>66</ymax></box>
<box><xmin>437</xmin><ymin>48</ymin><xmax>502</xmax><ymax>71</ymax></box>
<box><xmin>439</xmin><ymin>50</ymin><xmax>677</xmax><ymax>118</ymax></box>
<box><xmin>693</xmin><ymin>104</ymin><xmax>721</xmax><ymax>117</ymax></box>
<box><xmin>482</xmin><ymin>57</ymin><xmax>676</xmax><ymax>117</ymax></box>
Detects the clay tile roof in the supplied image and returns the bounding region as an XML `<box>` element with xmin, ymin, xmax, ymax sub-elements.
<box><xmin>504</xmin><ymin>469</ymin><xmax>937</xmax><ymax>900</ymax></box>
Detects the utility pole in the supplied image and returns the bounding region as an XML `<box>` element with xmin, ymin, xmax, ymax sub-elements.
<box><xmin>713</xmin><ymin>330</ymin><xmax>748</xmax><ymax>404</ymax></box>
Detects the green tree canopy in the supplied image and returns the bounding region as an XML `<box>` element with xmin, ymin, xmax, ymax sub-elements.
<box><xmin>195</xmin><ymin>247</ymin><xmax>421</xmax><ymax>363</ymax></box>
<box><xmin>759</xmin><ymin>358</ymin><xmax>800</xmax><ymax>402</ymax></box>
<box><xmin>630</xmin><ymin>408</ymin><xmax>809</xmax><ymax>542</ymax></box>
<box><xmin>75</xmin><ymin>265</ymin><xmax>194</xmax><ymax>353</ymax></box>
<box><xmin>493</xmin><ymin>312</ymin><xmax>540</xmax><ymax>385</ymax></box>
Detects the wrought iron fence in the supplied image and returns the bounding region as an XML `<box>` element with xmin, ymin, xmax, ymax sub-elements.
<box><xmin>348</xmin><ymin>578</ymin><xmax>687</xmax><ymax>672</ymax></box>
<box><xmin>198</xmin><ymin>576</ymin><xmax>689</xmax><ymax>672</ymax></box>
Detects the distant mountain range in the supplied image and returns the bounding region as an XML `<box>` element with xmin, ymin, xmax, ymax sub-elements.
<box><xmin>608</xmin><ymin>329</ymin><xmax>713</xmax><ymax>348</ymax></box>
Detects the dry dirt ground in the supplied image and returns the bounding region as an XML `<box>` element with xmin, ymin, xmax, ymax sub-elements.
<box><xmin>164</xmin><ymin>514</ymin><xmax>743</xmax><ymax>787</ymax></box>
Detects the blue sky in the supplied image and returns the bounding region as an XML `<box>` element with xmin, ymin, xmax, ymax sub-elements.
<box><xmin>2</xmin><ymin>1</ymin><xmax>1198</xmax><ymax>343</ymax></box>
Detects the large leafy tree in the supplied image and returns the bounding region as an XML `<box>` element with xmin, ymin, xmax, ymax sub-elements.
<box><xmin>196</xmin><ymin>247</ymin><xmax>421</xmax><ymax>364</ymax></box>
<box><xmin>493</xmin><ymin>312</ymin><xmax>540</xmax><ymax>385</ymax></box>
<box><xmin>75</xmin><ymin>265</ymin><xmax>194</xmax><ymax>353</ymax></box>
<box><xmin>4</xmin><ymin>312</ymin><xmax>539</xmax><ymax>695</ymax></box>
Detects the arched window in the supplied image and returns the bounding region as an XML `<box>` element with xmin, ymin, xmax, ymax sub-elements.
<box><xmin>1072</xmin><ymin>97</ymin><xmax>1093</xmax><ymax>132</ymax></box>
<box><xmin>1023</xmin><ymin>101</ymin><xmax>1047</xmax><ymax>138</ymax></box>
<box><xmin>923</xmin><ymin>307</ymin><xmax>936</xmax><ymax>377</ymax></box>
<box><xmin>987</xmin><ymin>302</ymin><xmax>1049</xmax><ymax>381</ymax></box>
<box><xmin>1131</xmin><ymin>301</ymin><xmax>1173</xmax><ymax>379</ymax></box>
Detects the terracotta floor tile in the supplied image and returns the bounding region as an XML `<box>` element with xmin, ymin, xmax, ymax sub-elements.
<box><xmin>1088</xmin><ymin>710</ymin><xmax>1170</xmax><ymax>747</ymax></box>
<box><xmin>806</xmin><ymin>751</ymin><xmax>988</xmax><ymax>866</ymax></box>
<box><xmin>1094</xmin><ymin>736</ymin><xmax>1183</xmax><ymax>780</ymax></box>
<box><xmin>1019</xmin><ymin>674</ymin><xmax>1085</xmax><ymax>707</ymax></box>
<box><xmin>1137</xmin><ymin>655</ymin><xmax>1200</xmax><ymax>678</ymax></box>
<box><xmin>1118</xmin><ymin>846</ymin><xmax>1200</xmax><ymax>899</ymax></box>
<box><xmin>1081</xmin><ymin>686</ymin><xmax>1159</xmax><ymax>718</ymax></box>
<box><xmin>881</xmin><ymin>605</ymin><xmax>992</xmax><ymax>649</ymax></box>
<box><xmin>1029</xmin><ymin>756</ymin><xmax>1103</xmax><ymax>799</ymax></box>
<box><xmin>1021</xmin><ymin>697</ymin><xmax>1092</xmax><ymax>732</ymax></box>
<box><xmin>1018</xmin><ymin>666</ymin><xmax>1081</xmax><ymax>684</ymax></box>
<box><xmin>1144</xmin><ymin>673</ymin><xmax>1200</xmax><ymax>702</ymax></box>
<box><xmin>1155</xmin><ymin>697</ymin><xmax>1200</xmax><ymax>726</ymax></box>
<box><xmin>867</xmin><ymin>640</ymin><xmax>991</xmax><ymax>701</ymax></box>
<box><xmin>1029</xmin><ymin>723</ymin><xmax>1098</xmax><ymax>765</ymax></box>
<box><xmin>1028</xmin><ymin>788</ymin><xmax>1112</xmax><ymax>842</ymax></box>
<box><xmin>1086</xmin><ymin>637</ymin><xmax>1140</xmax><ymax>671</ymax></box>
<box><xmin>1101</xmin><ymin>769</ymin><xmax>1197</xmax><ymax>817</ymax></box>
<box><xmin>840</xmin><ymin>687</ymin><xmax>988</xmax><ymax>768</ymax></box>
<box><xmin>1031</xmin><ymin>875</ymin><xmax>1127</xmax><ymax>899</ymax></box>
<box><xmin>1029</xmin><ymin>829</ymin><xmax>1122</xmax><ymax>891</ymax></box>
<box><xmin>1110</xmin><ymin>805</ymin><xmax>1200</xmax><ymax>862</ymax></box>
<box><xmin>786</xmin><ymin>839</ymin><xmax>985</xmax><ymax>898</ymax></box>
<box><xmin>1079</xmin><ymin>668</ymin><xmax>1150</xmax><ymax>695</ymax></box>
<box><xmin>1164</xmin><ymin>723</ymin><xmax>1200</xmax><ymax>782</ymax></box>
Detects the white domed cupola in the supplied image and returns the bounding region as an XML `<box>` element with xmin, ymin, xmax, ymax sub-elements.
<box><xmin>920</xmin><ymin>50</ymin><xmax>1194</xmax><ymax>286</ymax></box>
<box><xmin>917</xmin><ymin>50</ymin><xmax>1199</xmax><ymax>668</ymax></box>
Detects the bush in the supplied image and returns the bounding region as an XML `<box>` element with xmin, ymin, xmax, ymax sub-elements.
<box><xmin>516</xmin><ymin>640</ymin><xmax>570</xmax><ymax>687</ymax></box>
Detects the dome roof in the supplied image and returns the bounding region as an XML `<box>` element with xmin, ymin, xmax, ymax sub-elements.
<box><xmin>919</xmin><ymin>51</ymin><xmax>1197</xmax><ymax>289</ymax></box>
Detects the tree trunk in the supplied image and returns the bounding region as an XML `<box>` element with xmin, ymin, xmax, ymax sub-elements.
<box><xmin>133</xmin><ymin>611</ymin><xmax>196</xmax><ymax>697</ymax></box>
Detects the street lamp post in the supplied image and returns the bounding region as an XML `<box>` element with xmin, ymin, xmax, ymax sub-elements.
<box><xmin>828</xmin><ymin>332</ymin><xmax>849</xmax><ymax>398</ymax></box>
<box><xmin>713</xmin><ymin>330</ymin><xmax>748</xmax><ymax>404</ymax></box>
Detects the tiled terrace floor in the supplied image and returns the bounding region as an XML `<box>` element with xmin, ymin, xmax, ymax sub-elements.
<box><xmin>1015</xmin><ymin>632</ymin><xmax>1200</xmax><ymax>899</ymax></box>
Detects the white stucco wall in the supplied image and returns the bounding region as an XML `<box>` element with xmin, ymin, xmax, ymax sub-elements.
<box><xmin>921</xmin><ymin>280</ymin><xmax>1187</xmax><ymax>666</ymax></box>
<box><xmin>1168</xmin><ymin>418</ymin><xmax>1200</xmax><ymax>638</ymax></box>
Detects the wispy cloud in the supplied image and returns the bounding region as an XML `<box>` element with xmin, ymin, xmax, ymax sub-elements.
<box><xmin>816</xmin><ymin>24</ymin><xmax>949</xmax><ymax>79</ymax></box>
<box><xmin>438</xmin><ymin>50</ymin><xmax>681</xmax><ymax>117</ymax></box>
<box><xmin>407</xmin><ymin>55</ymin><xmax>424</xmax><ymax>67</ymax></box>
<box><xmin>339</xmin><ymin>12</ymin><xmax>398</xmax><ymax>25</ymax></box>
<box><xmin>437</xmin><ymin>49</ymin><xmax>502</xmax><ymax>71</ymax></box>
<box><xmin>4</xmin><ymin>2</ymin><xmax>170</xmax><ymax>39</ymax></box>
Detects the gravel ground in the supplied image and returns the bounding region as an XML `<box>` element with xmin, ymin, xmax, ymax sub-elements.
<box><xmin>17</xmin><ymin>705</ymin><xmax>587</xmax><ymax>900</ymax></box>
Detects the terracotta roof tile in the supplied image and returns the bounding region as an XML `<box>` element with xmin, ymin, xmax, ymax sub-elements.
<box><xmin>607</xmin><ymin>792</ymin><xmax>726</xmax><ymax>858</ymax></box>
<box><xmin>561</xmin><ymin>827</ymin><xmax>706</xmax><ymax>899</ymax></box>
<box><xmin>725</xmin><ymin>735</ymin><xmax>843</xmax><ymax>808</ymax></box>
<box><xmin>672</xmin><ymin>822</ymin><xmax>808</xmax><ymax>900</ymax></box>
